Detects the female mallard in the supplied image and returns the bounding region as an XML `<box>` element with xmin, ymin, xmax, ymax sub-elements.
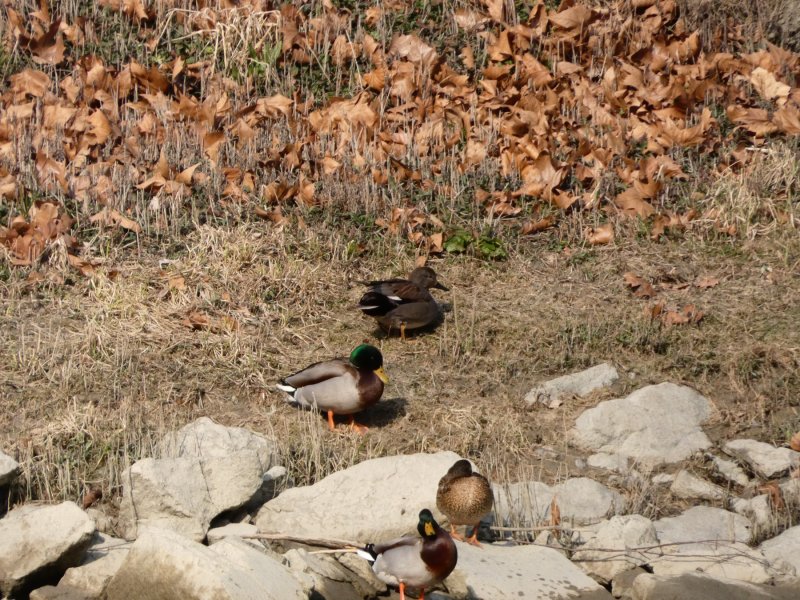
<box><xmin>276</xmin><ymin>344</ymin><xmax>388</xmax><ymax>433</ymax></box>
<box><xmin>436</xmin><ymin>459</ymin><xmax>493</xmax><ymax>547</ymax></box>
<box><xmin>358</xmin><ymin>509</ymin><xmax>457</xmax><ymax>600</ymax></box>
<box><xmin>357</xmin><ymin>266</ymin><xmax>448</xmax><ymax>340</ymax></box>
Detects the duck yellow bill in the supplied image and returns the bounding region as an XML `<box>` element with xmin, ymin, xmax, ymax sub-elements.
<box><xmin>374</xmin><ymin>366</ymin><xmax>389</xmax><ymax>384</ymax></box>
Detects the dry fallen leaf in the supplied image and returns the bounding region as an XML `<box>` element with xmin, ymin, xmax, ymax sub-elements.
<box><xmin>695</xmin><ymin>276</ymin><xmax>720</xmax><ymax>289</ymax></box>
<box><xmin>790</xmin><ymin>432</ymin><xmax>800</xmax><ymax>453</ymax></box>
<box><xmin>623</xmin><ymin>272</ymin><xmax>657</xmax><ymax>298</ymax></box>
<box><xmin>757</xmin><ymin>482</ymin><xmax>785</xmax><ymax>511</ymax></box>
<box><xmin>182</xmin><ymin>309</ymin><xmax>212</xmax><ymax>330</ymax></box>
<box><xmin>549</xmin><ymin>496</ymin><xmax>561</xmax><ymax>530</ymax></box>
<box><xmin>82</xmin><ymin>488</ymin><xmax>103</xmax><ymax>509</ymax></box>
<box><xmin>585</xmin><ymin>223</ymin><xmax>614</xmax><ymax>245</ymax></box>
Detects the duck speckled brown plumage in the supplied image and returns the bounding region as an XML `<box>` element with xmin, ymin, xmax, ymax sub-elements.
<box><xmin>359</xmin><ymin>509</ymin><xmax>457</xmax><ymax>600</ymax></box>
<box><xmin>357</xmin><ymin>267</ymin><xmax>448</xmax><ymax>340</ymax></box>
<box><xmin>436</xmin><ymin>459</ymin><xmax>493</xmax><ymax>547</ymax></box>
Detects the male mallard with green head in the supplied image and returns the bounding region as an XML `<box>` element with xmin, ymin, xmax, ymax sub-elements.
<box><xmin>436</xmin><ymin>459</ymin><xmax>493</xmax><ymax>547</ymax></box>
<box><xmin>357</xmin><ymin>266</ymin><xmax>448</xmax><ymax>340</ymax></box>
<box><xmin>358</xmin><ymin>509</ymin><xmax>457</xmax><ymax>600</ymax></box>
<box><xmin>277</xmin><ymin>344</ymin><xmax>388</xmax><ymax>433</ymax></box>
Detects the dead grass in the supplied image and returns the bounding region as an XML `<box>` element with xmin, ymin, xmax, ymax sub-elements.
<box><xmin>677</xmin><ymin>0</ymin><xmax>800</xmax><ymax>52</ymax></box>
<box><xmin>2</xmin><ymin>204</ymin><xmax>798</xmax><ymax>523</ymax></box>
<box><xmin>0</xmin><ymin>0</ymin><xmax>799</xmax><ymax>535</ymax></box>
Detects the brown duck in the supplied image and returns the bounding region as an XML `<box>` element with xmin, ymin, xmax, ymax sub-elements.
<box><xmin>276</xmin><ymin>344</ymin><xmax>388</xmax><ymax>433</ymax></box>
<box><xmin>357</xmin><ymin>266</ymin><xmax>448</xmax><ymax>340</ymax></box>
<box><xmin>436</xmin><ymin>459</ymin><xmax>494</xmax><ymax>547</ymax></box>
<box><xmin>358</xmin><ymin>509</ymin><xmax>457</xmax><ymax>600</ymax></box>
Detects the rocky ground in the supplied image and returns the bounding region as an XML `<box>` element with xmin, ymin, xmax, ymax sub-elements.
<box><xmin>2</xmin><ymin>374</ymin><xmax>800</xmax><ymax>600</ymax></box>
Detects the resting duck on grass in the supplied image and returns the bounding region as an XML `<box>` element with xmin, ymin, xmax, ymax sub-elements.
<box><xmin>357</xmin><ymin>267</ymin><xmax>448</xmax><ymax>340</ymax></box>
<box><xmin>436</xmin><ymin>459</ymin><xmax>494</xmax><ymax>547</ymax></box>
<box><xmin>358</xmin><ymin>509</ymin><xmax>457</xmax><ymax>600</ymax></box>
<box><xmin>276</xmin><ymin>344</ymin><xmax>388</xmax><ymax>433</ymax></box>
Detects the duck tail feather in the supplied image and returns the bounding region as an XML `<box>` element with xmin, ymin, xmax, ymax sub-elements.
<box><xmin>357</xmin><ymin>544</ymin><xmax>377</xmax><ymax>562</ymax></box>
<box><xmin>276</xmin><ymin>381</ymin><xmax>296</xmax><ymax>396</ymax></box>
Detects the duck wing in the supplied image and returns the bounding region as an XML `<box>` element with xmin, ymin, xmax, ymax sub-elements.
<box><xmin>280</xmin><ymin>358</ymin><xmax>352</xmax><ymax>389</ymax></box>
<box><xmin>365</xmin><ymin>537</ymin><xmax>434</xmax><ymax>588</ymax></box>
<box><xmin>360</xmin><ymin>279</ymin><xmax>432</xmax><ymax>305</ymax></box>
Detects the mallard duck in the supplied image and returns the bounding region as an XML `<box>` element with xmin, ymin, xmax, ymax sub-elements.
<box><xmin>436</xmin><ymin>459</ymin><xmax>493</xmax><ymax>547</ymax></box>
<box><xmin>357</xmin><ymin>266</ymin><xmax>448</xmax><ymax>340</ymax></box>
<box><xmin>358</xmin><ymin>509</ymin><xmax>457</xmax><ymax>600</ymax></box>
<box><xmin>276</xmin><ymin>344</ymin><xmax>388</xmax><ymax>433</ymax></box>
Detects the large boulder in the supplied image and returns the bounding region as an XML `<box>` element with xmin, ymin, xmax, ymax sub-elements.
<box><xmin>445</xmin><ymin>541</ymin><xmax>611</xmax><ymax>599</ymax></box>
<box><xmin>105</xmin><ymin>527</ymin><xmax>305</xmax><ymax>600</ymax></box>
<box><xmin>283</xmin><ymin>548</ymin><xmax>385</xmax><ymax>600</ymax></box>
<box><xmin>119</xmin><ymin>418</ymin><xmax>280</xmax><ymax>541</ymax></box>
<box><xmin>0</xmin><ymin>450</ymin><xmax>20</xmax><ymax>487</ymax></box>
<box><xmin>159</xmin><ymin>417</ymin><xmax>278</xmax><ymax>468</ymax></box>
<box><xmin>58</xmin><ymin>533</ymin><xmax>130</xmax><ymax>598</ymax></box>
<box><xmin>494</xmin><ymin>477</ymin><xmax>625</xmax><ymax>527</ymax></box>
<box><xmin>650</xmin><ymin>507</ymin><xmax>771</xmax><ymax>583</ymax></box>
<box><xmin>255</xmin><ymin>451</ymin><xmax>461</xmax><ymax>541</ymax></box>
<box><xmin>572</xmin><ymin>383</ymin><xmax>712</xmax><ymax>468</ymax></box>
<box><xmin>627</xmin><ymin>572</ymin><xmax>800</xmax><ymax>600</ymax></box>
<box><xmin>0</xmin><ymin>502</ymin><xmax>95</xmax><ymax>598</ymax></box>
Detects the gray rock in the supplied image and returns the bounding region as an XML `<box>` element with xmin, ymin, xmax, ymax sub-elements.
<box><xmin>731</xmin><ymin>495</ymin><xmax>774</xmax><ymax>533</ymax></box>
<box><xmin>611</xmin><ymin>567</ymin><xmax>648</xmax><ymax>598</ymax></box>
<box><xmin>446</xmin><ymin>541</ymin><xmax>611</xmax><ymax>599</ymax></box>
<box><xmin>336</xmin><ymin>552</ymin><xmax>388</xmax><ymax>597</ymax></box>
<box><xmin>760</xmin><ymin>525</ymin><xmax>800</xmax><ymax>580</ymax></box>
<box><xmin>525</xmin><ymin>363</ymin><xmax>619</xmax><ymax>408</ymax></box>
<box><xmin>255</xmin><ymin>451</ymin><xmax>461</xmax><ymax>541</ymax></box>
<box><xmin>588</xmin><ymin>453</ymin><xmax>629</xmax><ymax>474</ymax></box>
<box><xmin>29</xmin><ymin>585</ymin><xmax>91</xmax><ymax>600</ymax></box>
<box><xmin>118</xmin><ymin>419</ymin><xmax>281</xmax><ymax>542</ymax></box>
<box><xmin>723</xmin><ymin>439</ymin><xmax>800</xmax><ymax>479</ymax></box>
<box><xmin>206</xmin><ymin>523</ymin><xmax>258</xmax><ymax>545</ymax></box>
<box><xmin>0</xmin><ymin>502</ymin><xmax>95</xmax><ymax>598</ymax></box>
<box><xmin>284</xmin><ymin>548</ymin><xmax>383</xmax><ymax>600</ymax></box>
<box><xmin>105</xmin><ymin>527</ymin><xmax>305</xmax><ymax>600</ymax></box>
<box><xmin>651</xmin><ymin>474</ymin><xmax>675</xmax><ymax>486</ymax></box>
<box><xmin>118</xmin><ymin>454</ymin><xmax>265</xmax><ymax>541</ymax></box>
<box><xmin>651</xmin><ymin>507</ymin><xmax>770</xmax><ymax>583</ymax></box>
<box><xmin>0</xmin><ymin>450</ymin><xmax>20</xmax><ymax>486</ymax></box>
<box><xmin>58</xmin><ymin>533</ymin><xmax>130</xmax><ymax>598</ymax></box>
<box><xmin>780</xmin><ymin>479</ymin><xmax>800</xmax><ymax>504</ymax></box>
<box><xmin>712</xmin><ymin>455</ymin><xmax>751</xmax><ymax>487</ymax></box>
<box><xmin>572</xmin><ymin>383</ymin><xmax>712</xmax><ymax>468</ymax></box>
<box><xmin>654</xmin><ymin>506</ymin><xmax>753</xmax><ymax>545</ymax></box>
<box><xmin>494</xmin><ymin>477</ymin><xmax>625</xmax><ymax>527</ymax></box>
<box><xmin>670</xmin><ymin>470</ymin><xmax>727</xmax><ymax>501</ymax></box>
<box><xmin>628</xmin><ymin>572</ymin><xmax>800</xmax><ymax>600</ymax></box>
<box><xmin>572</xmin><ymin>515</ymin><xmax>658</xmax><ymax>583</ymax></box>
<box><xmin>159</xmin><ymin>417</ymin><xmax>278</xmax><ymax>468</ymax></box>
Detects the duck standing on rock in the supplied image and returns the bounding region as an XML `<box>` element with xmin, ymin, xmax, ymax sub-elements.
<box><xmin>276</xmin><ymin>344</ymin><xmax>388</xmax><ymax>433</ymax></box>
<box><xmin>357</xmin><ymin>266</ymin><xmax>448</xmax><ymax>340</ymax></box>
<box><xmin>436</xmin><ymin>459</ymin><xmax>494</xmax><ymax>547</ymax></box>
<box><xmin>358</xmin><ymin>509</ymin><xmax>457</xmax><ymax>600</ymax></box>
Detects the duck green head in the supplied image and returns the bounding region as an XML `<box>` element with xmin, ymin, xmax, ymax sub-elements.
<box><xmin>417</xmin><ymin>509</ymin><xmax>439</xmax><ymax>539</ymax></box>
<box><xmin>350</xmin><ymin>344</ymin><xmax>389</xmax><ymax>383</ymax></box>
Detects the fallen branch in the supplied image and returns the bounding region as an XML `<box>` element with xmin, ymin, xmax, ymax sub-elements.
<box><xmin>244</xmin><ymin>533</ymin><xmax>363</xmax><ymax>549</ymax></box>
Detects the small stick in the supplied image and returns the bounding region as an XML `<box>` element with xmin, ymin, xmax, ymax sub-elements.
<box><xmin>244</xmin><ymin>533</ymin><xmax>363</xmax><ymax>549</ymax></box>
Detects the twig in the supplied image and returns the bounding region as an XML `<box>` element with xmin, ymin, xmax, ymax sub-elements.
<box><xmin>244</xmin><ymin>533</ymin><xmax>363</xmax><ymax>549</ymax></box>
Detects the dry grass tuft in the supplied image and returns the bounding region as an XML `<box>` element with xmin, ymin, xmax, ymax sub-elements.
<box><xmin>677</xmin><ymin>0</ymin><xmax>800</xmax><ymax>52</ymax></box>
